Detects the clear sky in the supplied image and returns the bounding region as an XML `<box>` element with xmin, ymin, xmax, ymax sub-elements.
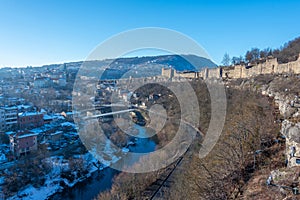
<box><xmin>1</xmin><ymin>0</ymin><xmax>300</xmax><ymax>67</ymax></box>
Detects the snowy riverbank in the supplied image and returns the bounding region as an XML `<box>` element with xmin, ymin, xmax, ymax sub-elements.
<box><xmin>7</xmin><ymin>145</ymin><xmax>129</xmax><ymax>200</ymax></box>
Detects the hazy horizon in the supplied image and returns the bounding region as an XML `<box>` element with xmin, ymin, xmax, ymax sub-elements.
<box><xmin>0</xmin><ymin>52</ymin><xmax>215</xmax><ymax>69</ymax></box>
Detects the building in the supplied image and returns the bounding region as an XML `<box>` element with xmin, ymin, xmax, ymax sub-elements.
<box><xmin>33</xmin><ymin>77</ymin><xmax>50</xmax><ymax>88</ymax></box>
<box><xmin>49</xmin><ymin>131</ymin><xmax>63</xmax><ymax>146</ymax></box>
<box><xmin>49</xmin><ymin>99</ymin><xmax>72</xmax><ymax>112</ymax></box>
<box><xmin>4</xmin><ymin>97</ymin><xmax>25</xmax><ymax>106</ymax></box>
<box><xmin>9</xmin><ymin>131</ymin><xmax>38</xmax><ymax>156</ymax></box>
<box><xmin>17</xmin><ymin>104</ymin><xmax>33</xmax><ymax>113</ymax></box>
<box><xmin>18</xmin><ymin>112</ymin><xmax>44</xmax><ymax>130</ymax></box>
<box><xmin>4</xmin><ymin>106</ymin><xmax>18</xmax><ymax>130</ymax></box>
<box><xmin>52</xmin><ymin>78</ymin><xmax>67</xmax><ymax>87</ymax></box>
<box><xmin>58</xmin><ymin>78</ymin><xmax>67</xmax><ymax>87</ymax></box>
<box><xmin>0</xmin><ymin>108</ymin><xmax>5</xmax><ymax>131</ymax></box>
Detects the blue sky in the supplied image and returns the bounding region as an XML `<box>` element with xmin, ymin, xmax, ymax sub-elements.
<box><xmin>1</xmin><ymin>0</ymin><xmax>300</xmax><ymax>67</ymax></box>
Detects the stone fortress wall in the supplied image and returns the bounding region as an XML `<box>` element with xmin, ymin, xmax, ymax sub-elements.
<box><xmin>161</xmin><ymin>68</ymin><xmax>199</xmax><ymax>79</ymax></box>
<box><xmin>221</xmin><ymin>55</ymin><xmax>300</xmax><ymax>79</ymax></box>
<box><xmin>162</xmin><ymin>53</ymin><xmax>300</xmax><ymax>80</ymax></box>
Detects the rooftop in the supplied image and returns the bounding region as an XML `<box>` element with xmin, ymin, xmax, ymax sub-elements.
<box><xmin>17</xmin><ymin>133</ymin><xmax>39</xmax><ymax>139</ymax></box>
<box><xmin>18</xmin><ymin>112</ymin><xmax>43</xmax><ymax>117</ymax></box>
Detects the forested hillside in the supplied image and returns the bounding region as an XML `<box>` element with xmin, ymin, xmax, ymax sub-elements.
<box><xmin>225</xmin><ymin>36</ymin><xmax>300</xmax><ymax>65</ymax></box>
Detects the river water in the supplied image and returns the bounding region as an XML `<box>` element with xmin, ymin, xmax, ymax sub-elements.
<box><xmin>50</xmin><ymin>125</ymin><xmax>157</xmax><ymax>200</ymax></box>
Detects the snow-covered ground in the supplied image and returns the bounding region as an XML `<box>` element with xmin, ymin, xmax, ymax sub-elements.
<box><xmin>7</xmin><ymin>141</ymin><xmax>131</xmax><ymax>200</ymax></box>
<box><xmin>90</xmin><ymin>139</ymin><xmax>123</xmax><ymax>167</ymax></box>
<box><xmin>8</xmin><ymin>182</ymin><xmax>61</xmax><ymax>200</ymax></box>
<box><xmin>7</xmin><ymin>153</ymin><xmax>99</xmax><ymax>200</ymax></box>
<box><xmin>60</xmin><ymin>122</ymin><xmax>76</xmax><ymax>129</ymax></box>
<box><xmin>0</xmin><ymin>153</ymin><xmax>7</xmax><ymax>163</ymax></box>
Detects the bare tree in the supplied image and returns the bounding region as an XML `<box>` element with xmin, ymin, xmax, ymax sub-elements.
<box><xmin>221</xmin><ymin>53</ymin><xmax>231</xmax><ymax>66</ymax></box>
<box><xmin>245</xmin><ymin>48</ymin><xmax>260</xmax><ymax>63</ymax></box>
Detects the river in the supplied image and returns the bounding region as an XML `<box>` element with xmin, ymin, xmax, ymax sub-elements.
<box><xmin>50</xmin><ymin>125</ymin><xmax>157</xmax><ymax>200</ymax></box>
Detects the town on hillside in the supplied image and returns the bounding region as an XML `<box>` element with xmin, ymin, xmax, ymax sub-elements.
<box><xmin>1</xmin><ymin>38</ymin><xmax>300</xmax><ymax>199</ymax></box>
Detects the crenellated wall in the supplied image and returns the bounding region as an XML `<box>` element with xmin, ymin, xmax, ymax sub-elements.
<box><xmin>161</xmin><ymin>54</ymin><xmax>300</xmax><ymax>80</ymax></box>
<box><xmin>161</xmin><ymin>67</ymin><xmax>200</xmax><ymax>79</ymax></box>
<box><xmin>208</xmin><ymin>53</ymin><xmax>300</xmax><ymax>79</ymax></box>
<box><xmin>174</xmin><ymin>70</ymin><xmax>198</xmax><ymax>78</ymax></box>
<box><xmin>206</xmin><ymin>68</ymin><xmax>221</xmax><ymax>79</ymax></box>
<box><xmin>161</xmin><ymin>68</ymin><xmax>174</xmax><ymax>79</ymax></box>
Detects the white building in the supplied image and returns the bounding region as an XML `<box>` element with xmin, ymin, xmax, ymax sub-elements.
<box><xmin>51</xmin><ymin>78</ymin><xmax>67</xmax><ymax>87</ymax></box>
<box><xmin>0</xmin><ymin>108</ymin><xmax>5</xmax><ymax>131</ymax></box>
<box><xmin>33</xmin><ymin>77</ymin><xmax>50</xmax><ymax>88</ymax></box>
<box><xmin>58</xmin><ymin>78</ymin><xmax>67</xmax><ymax>87</ymax></box>
<box><xmin>4</xmin><ymin>106</ymin><xmax>18</xmax><ymax>130</ymax></box>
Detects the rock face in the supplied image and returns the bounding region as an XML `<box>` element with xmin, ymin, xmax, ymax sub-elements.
<box><xmin>281</xmin><ymin>120</ymin><xmax>300</xmax><ymax>167</ymax></box>
<box><xmin>278</xmin><ymin>100</ymin><xmax>297</xmax><ymax>118</ymax></box>
<box><xmin>262</xmin><ymin>85</ymin><xmax>297</xmax><ymax>119</ymax></box>
<box><xmin>259</xmin><ymin>78</ymin><xmax>300</xmax><ymax>167</ymax></box>
<box><xmin>234</xmin><ymin>76</ymin><xmax>300</xmax><ymax>167</ymax></box>
<box><xmin>283</xmin><ymin>123</ymin><xmax>300</xmax><ymax>143</ymax></box>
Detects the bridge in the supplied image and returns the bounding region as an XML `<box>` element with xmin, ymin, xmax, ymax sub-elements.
<box><xmin>93</xmin><ymin>103</ymin><xmax>129</xmax><ymax>107</ymax></box>
<box><xmin>74</xmin><ymin>103</ymin><xmax>133</xmax><ymax>115</ymax></box>
<box><xmin>82</xmin><ymin>105</ymin><xmax>200</xmax><ymax>135</ymax></box>
<box><xmin>83</xmin><ymin>109</ymin><xmax>135</xmax><ymax>120</ymax></box>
